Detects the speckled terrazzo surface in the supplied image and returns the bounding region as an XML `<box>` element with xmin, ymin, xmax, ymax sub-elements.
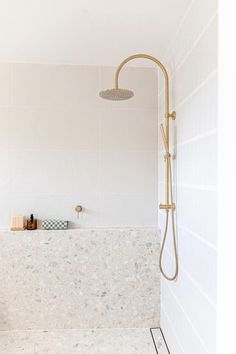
<box><xmin>0</xmin><ymin>228</ymin><xmax>160</xmax><ymax>330</ymax></box>
<box><xmin>0</xmin><ymin>328</ymin><xmax>169</xmax><ymax>354</ymax></box>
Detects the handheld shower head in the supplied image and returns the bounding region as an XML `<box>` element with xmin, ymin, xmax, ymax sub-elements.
<box><xmin>99</xmin><ymin>88</ymin><xmax>134</xmax><ymax>101</ymax></box>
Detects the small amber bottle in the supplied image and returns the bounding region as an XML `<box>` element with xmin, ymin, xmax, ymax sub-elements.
<box><xmin>27</xmin><ymin>214</ymin><xmax>37</xmax><ymax>230</ymax></box>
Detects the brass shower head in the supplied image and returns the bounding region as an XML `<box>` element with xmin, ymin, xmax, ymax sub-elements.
<box><xmin>99</xmin><ymin>88</ymin><xmax>134</xmax><ymax>101</ymax></box>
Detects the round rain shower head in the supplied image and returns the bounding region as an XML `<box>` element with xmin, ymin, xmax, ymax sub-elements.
<box><xmin>99</xmin><ymin>88</ymin><xmax>134</xmax><ymax>101</ymax></box>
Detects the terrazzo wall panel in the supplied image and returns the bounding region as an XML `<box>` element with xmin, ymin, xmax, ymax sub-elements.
<box><xmin>0</xmin><ymin>228</ymin><xmax>160</xmax><ymax>330</ymax></box>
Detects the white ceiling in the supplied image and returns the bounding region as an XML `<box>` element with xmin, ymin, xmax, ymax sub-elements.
<box><xmin>0</xmin><ymin>0</ymin><xmax>191</xmax><ymax>66</ymax></box>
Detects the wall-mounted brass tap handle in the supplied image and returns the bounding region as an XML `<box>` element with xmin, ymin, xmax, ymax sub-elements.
<box><xmin>75</xmin><ymin>205</ymin><xmax>83</xmax><ymax>213</ymax></box>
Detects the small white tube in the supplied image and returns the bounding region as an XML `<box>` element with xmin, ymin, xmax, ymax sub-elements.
<box><xmin>160</xmin><ymin>124</ymin><xmax>169</xmax><ymax>153</ymax></box>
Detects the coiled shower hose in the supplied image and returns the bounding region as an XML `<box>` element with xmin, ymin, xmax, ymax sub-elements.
<box><xmin>159</xmin><ymin>152</ymin><xmax>179</xmax><ymax>281</ymax></box>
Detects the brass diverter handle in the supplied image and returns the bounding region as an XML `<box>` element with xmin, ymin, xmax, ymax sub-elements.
<box><xmin>75</xmin><ymin>205</ymin><xmax>83</xmax><ymax>213</ymax></box>
<box><xmin>75</xmin><ymin>205</ymin><xmax>83</xmax><ymax>218</ymax></box>
<box><xmin>159</xmin><ymin>203</ymin><xmax>176</xmax><ymax>210</ymax></box>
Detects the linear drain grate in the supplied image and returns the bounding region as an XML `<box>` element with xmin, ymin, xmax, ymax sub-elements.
<box><xmin>150</xmin><ymin>327</ymin><xmax>170</xmax><ymax>354</ymax></box>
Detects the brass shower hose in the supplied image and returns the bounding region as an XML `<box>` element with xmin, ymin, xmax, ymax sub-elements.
<box><xmin>159</xmin><ymin>152</ymin><xmax>179</xmax><ymax>281</ymax></box>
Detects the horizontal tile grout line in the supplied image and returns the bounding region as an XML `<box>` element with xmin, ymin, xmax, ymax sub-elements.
<box><xmin>163</xmin><ymin>245</ymin><xmax>216</xmax><ymax>308</ymax></box>
<box><xmin>158</xmin><ymin>68</ymin><xmax>217</xmax><ymax>110</ymax></box>
<box><xmin>157</xmin><ymin>126</ymin><xmax>217</xmax><ymax>150</ymax></box>
<box><xmin>158</xmin><ymin>181</ymin><xmax>217</xmax><ymax>192</ymax></box>
<box><xmin>161</xmin><ymin>303</ymin><xmax>187</xmax><ymax>354</ymax></box>
<box><xmin>180</xmin><ymin>266</ymin><xmax>216</xmax><ymax>309</ymax></box>
<box><xmin>0</xmin><ymin>104</ymin><xmax>159</xmax><ymax>111</ymax></box>
<box><xmin>177</xmin><ymin>224</ymin><xmax>217</xmax><ymax>251</ymax></box>
<box><xmin>163</xmin><ymin>281</ymin><xmax>212</xmax><ymax>354</ymax></box>
<box><xmin>2</xmin><ymin>61</ymin><xmax>158</xmax><ymax>68</ymax></box>
<box><xmin>0</xmin><ymin>327</ymin><xmax>154</xmax><ymax>332</ymax></box>
<box><xmin>6</xmin><ymin>147</ymin><xmax>159</xmax><ymax>152</ymax></box>
<box><xmin>174</xmin><ymin>70</ymin><xmax>217</xmax><ymax>110</ymax></box>
<box><xmin>158</xmin><ymin>12</ymin><xmax>218</xmax><ymax>98</ymax></box>
<box><xmin>162</xmin><ymin>246</ymin><xmax>216</xmax><ymax>308</ymax></box>
<box><xmin>169</xmin><ymin>12</ymin><xmax>218</xmax><ymax>75</ymax></box>
<box><xmin>175</xmin><ymin>128</ymin><xmax>217</xmax><ymax>147</ymax></box>
<box><xmin>158</xmin><ymin>212</ymin><xmax>217</xmax><ymax>251</ymax></box>
<box><xmin>161</xmin><ymin>0</ymin><xmax>196</xmax><ymax>62</ymax></box>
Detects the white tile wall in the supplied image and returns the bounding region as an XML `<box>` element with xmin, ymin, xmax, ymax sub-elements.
<box><xmin>12</xmin><ymin>64</ymin><xmax>101</xmax><ymax>107</ymax></box>
<box><xmin>0</xmin><ymin>63</ymin><xmax>158</xmax><ymax>228</ymax></box>
<box><xmin>158</xmin><ymin>0</ymin><xmax>218</xmax><ymax>353</ymax></box>
<box><xmin>0</xmin><ymin>64</ymin><xmax>11</xmax><ymax>106</ymax></box>
<box><xmin>8</xmin><ymin>106</ymin><xmax>100</xmax><ymax>150</ymax></box>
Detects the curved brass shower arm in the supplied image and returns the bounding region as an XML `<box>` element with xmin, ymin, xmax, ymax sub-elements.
<box><xmin>114</xmin><ymin>53</ymin><xmax>173</xmax><ymax>119</ymax></box>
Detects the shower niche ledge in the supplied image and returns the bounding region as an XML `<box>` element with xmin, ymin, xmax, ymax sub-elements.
<box><xmin>0</xmin><ymin>227</ymin><xmax>160</xmax><ymax>330</ymax></box>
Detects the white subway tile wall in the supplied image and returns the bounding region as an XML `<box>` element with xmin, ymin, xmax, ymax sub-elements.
<box><xmin>158</xmin><ymin>0</ymin><xmax>217</xmax><ymax>353</ymax></box>
<box><xmin>0</xmin><ymin>65</ymin><xmax>158</xmax><ymax>228</ymax></box>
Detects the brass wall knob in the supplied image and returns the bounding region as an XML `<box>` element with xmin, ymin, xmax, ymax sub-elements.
<box><xmin>75</xmin><ymin>205</ymin><xmax>83</xmax><ymax>213</ymax></box>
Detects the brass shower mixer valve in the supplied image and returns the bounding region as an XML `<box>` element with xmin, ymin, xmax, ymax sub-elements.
<box><xmin>75</xmin><ymin>205</ymin><xmax>83</xmax><ymax>218</ymax></box>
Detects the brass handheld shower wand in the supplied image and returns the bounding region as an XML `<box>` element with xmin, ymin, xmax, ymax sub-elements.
<box><xmin>99</xmin><ymin>54</ymin><xmax>179</xmax><ymax>281</ymax></box>
<box><xmin>159</xmin><ymin>124</ymin><xmax>178</xmax><ymax>280</ymax></box>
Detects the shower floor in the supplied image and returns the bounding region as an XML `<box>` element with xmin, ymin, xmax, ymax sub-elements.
<box><xmin>0</xmin><ymin>328</ymin><xmax>168</xmax><ymax>354</ymax></box>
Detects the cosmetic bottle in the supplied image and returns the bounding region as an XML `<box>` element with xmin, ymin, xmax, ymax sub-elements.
<box><xmin>26</xmin><ymin>214</ymin><xmax>37</xmax><ymax>230</ymax></box>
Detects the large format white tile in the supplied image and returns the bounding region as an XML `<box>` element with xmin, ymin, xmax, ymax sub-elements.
<box><xmin>100</xmin><ymin>108</ymin><xmax>158</xmax><ymax>151</ymax></box>
<box><xmin>162</xmin><ymin>284</ymin><xmax>210</xmax><ymax>354</ymax></box>
<box><xmin>8</xmin><ymin>106</ymin><xmax>100</xmax><ymax>149</ymax></box>
<box><xmin>100</xmin><ymin>149</ymin><xmax>158</xmax><ymax>195</ymax></box>
<box><xmin>99</xmin><ymin>193</ymin><xmax>158</xmax><ymax>226</ymax></box>
<box><xmin>0</xmin><ymin>107</ymin><xmax>10</xmax><ymax>149</ymax></box>
<box><xmin>0</xmin><ymin>192</ymin><xmax>11</xmax><ymax>228</ymax></box>
<box><xmin>161</xmin><ymin>308</ymin><xmax>187</xmax><ymax>354</ymax></box>
<box><xmin>12</xmin><ymin>64</ymin><xmax>100</xmax><ymax>106</ymax></box>
<box><xmin>177</xmin><ymin>74</ymin><xmax>217</xmax><ymax>143</ymax></box>
<box><xmin>158</xmin><ymin>4</ymin><xmax>218</xmax><ymax>354</ymax></box>
<box><xmin>175</xmin><ymin>17</ymin><xmax>217</xmax><ymax>106</ymax></box>
<box><xmin>0</xmin><ymin>149</ymin><xmax>11</xmax><ymax>194</ymax></box>
<box><xmin>9</xmin><ymin>149</ymin><xmax>99</xmax><ymax>195</ymax></box>
<box><xmin>177</xmin><ymin>133</ymin><xmax>217</xmax><ymax>187</ymax></box>
<box><xmin>0</xmin><ymin>63</ymin><xmax>159</xmax><ymax>230</ymax></box>
<box><xmin>0</xmin><ymin>64</ymin><xmax>11</xmax><ymax>106</ymax></box>
<box><xmin>178</xmin><ymin>227</ymin><xmax>217</xmax><ymax>304</ymax></box>
<box><xmin>177</xmin><ymin>186</ymin><xmax>217</xmax><ymax>247</ymax></box>
<box><xmin>163</xmin><ymin>268</ymin><xmax>216</xmax><ymax>354</ymax></box>
<box><xmin>165</xmin><ymin>0</ymin><xmax>217</xmax><ymax>71</ymax></box>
